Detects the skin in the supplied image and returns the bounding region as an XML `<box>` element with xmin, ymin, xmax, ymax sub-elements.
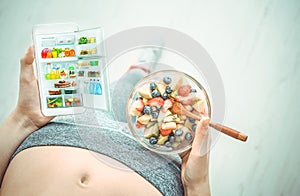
<box><xmin>0</xmin><ymin>46</ymin><xmax>211</xmax><ymax>196</ymax></box>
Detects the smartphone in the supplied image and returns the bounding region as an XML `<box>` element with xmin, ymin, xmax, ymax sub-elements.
<box><xmin>32</xmin><ymin>23</ymin><xmax>111</xmax><ymax>116</ymax></box>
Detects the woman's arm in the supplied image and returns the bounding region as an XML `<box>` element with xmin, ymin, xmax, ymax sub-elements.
<box><xmin>0</xmin><ymin>109</ymin><xmax>38</xmax><ymax>185</ymax></box>
<box><xmin>180</xmin><ymin>117</ymin><xmax>211</xmax><ymax>196</ymax></box>
<box><xmin>0</xmin><ymin>46</ymin><xmax>53</xmax><ymax>186</ymax></box>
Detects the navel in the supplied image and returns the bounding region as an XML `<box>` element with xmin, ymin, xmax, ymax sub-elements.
<box><xmin>78</xmin><ymin>173</ymin><xmax>90</xmax><ymax>187</ymax></box>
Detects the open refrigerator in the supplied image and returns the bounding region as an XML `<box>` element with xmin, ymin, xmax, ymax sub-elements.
<box><xmin>32</xmin><ymin>23</ymin><xmax>111</xmax><ymax>116</ymax></box>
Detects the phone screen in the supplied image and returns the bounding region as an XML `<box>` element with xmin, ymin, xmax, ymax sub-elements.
<box><xmin>33</xmin><ymin>23</ymin><xmax>110</xmax><ymax>116</ymax></box>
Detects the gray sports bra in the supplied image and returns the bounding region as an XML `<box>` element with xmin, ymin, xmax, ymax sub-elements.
<box><xmin>12</xmin><ymin>109</ymin><xmax>184</xmax><ymax>196</ymax></box>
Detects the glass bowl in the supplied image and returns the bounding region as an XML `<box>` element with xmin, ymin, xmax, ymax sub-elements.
<box><xmin>126</xmin><ymin>70</ymin><xmax>211</xmax><ymax>154</ymax></box>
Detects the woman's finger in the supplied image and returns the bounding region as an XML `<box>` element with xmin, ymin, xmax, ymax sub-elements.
<box><xmin>190</xmin><ymin>117</ymin><xmax>210</xmax><ymax>157</ymax></box>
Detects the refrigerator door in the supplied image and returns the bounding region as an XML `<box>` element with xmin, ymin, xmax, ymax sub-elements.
<box><xmin>75</xmin><ymin>27</ymin><xmax>111</xmax><ymax>112</ymax></box>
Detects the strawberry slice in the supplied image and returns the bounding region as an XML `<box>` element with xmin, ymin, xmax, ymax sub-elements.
<box><xmin>159</xmin><ymin>125</ymin><xmax>173</xmax><ymax>136</ymax></box>
<box><xmin>159</xmin><ymin>122</ymin><xmax>176</xmax><ymax>136</ymax></box>
<box><xmin>162</xmin><ymin>98</ymin><xmax>173</xmax><ymax>112</ymax></box>
<box><xmin>146</xmin><ymin>97</ymin><xmax>164</xmax><ymax>108</ymax></box>
<box><xmin>178</xmin><ymin>85</ymin><xmax>192</xmax><ymax>97</ymax></box>
<box><xmin>136</xmin><ymin>121</ymin><xmax>145</xmax><ymax>129</ymax></box>
<box><xmin>132</xmin><ymin>98</ymin><xmax>144</xmax><ymax>112</ymax></box>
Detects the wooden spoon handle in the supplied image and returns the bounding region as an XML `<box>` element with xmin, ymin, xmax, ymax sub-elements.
<box><xmin>209</xmin><ymin>122</ymin><xmax>248</xmax><ymax>142</ymax></box>
<box><xmin>182</xmin><ymin>109</ymin><xmax>201</xmax><ymax>121</ymax></box>
<box><xmin>172</xmin><ymin>102</ymin><xmax>248</xmax><ymax>142</ymax></box>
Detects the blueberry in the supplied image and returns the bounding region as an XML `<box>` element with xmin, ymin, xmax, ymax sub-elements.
<box><xmin>150</xmin><ymin>82</ymin><xmax>156</xmax><ymax>91</ymax></box>
<box><xmin>169</xmin><ymin>135</ymin><xmax>176</xmax><ymax>143</ymax></box>
<box><xmin>161</xmin><ymin>92</ymin><xmax>168</xmax><ymax>100</ymax></box>
<box><xmin>152</xmin><ymin>89</ymin><xmax>161</xmax><ymax>98</ymax></box>
<box><xmin>163</xmin><ymin>76</ymin><xmax>172</xmax><ymax>85</ymax></box>
<box><xmin>164</xmin><ymin>141</ymin><xmax>172</xmax><ymax>147</ymax></box>
<box><xmin>143</xmin><ymin>106</ymin><xmax>152</xmax><ymax>115</ymax></box>
<box><xmin>152</xmin><ymin>111</ymin><xmax>159</xmax><ymax>119</ymax></box>
<box><xmin>149</xmin><ymin>137</ymin><xmax>158</xmax><ymax>144</ymax></box>
<box><xmin>185</xmin><ymin>133</ymin><xmax>193</xmax><ymax>141</ymax></box>
<box><xmin>188</xmin><ymin>117</ymin><xmax>196</xmax><ymax>123</ymax></box>
<box><xmin>165</xmin><ymin>86</ymin><xmax>172</xmax><ymax>94</ymax></box>
<box><xmin>190</xmin><ymin>89</ymin><xmax>197</xmax><ymax>93</ymax></box>
<box><xmin>175</xmin><ymin>129</ymin><xmax>183</xmax><ymax>136</ymax></box>
<box><xmin>192</xmin><ymin>124</ymin><xmax>197</xmax><ymax>132</ymax></box>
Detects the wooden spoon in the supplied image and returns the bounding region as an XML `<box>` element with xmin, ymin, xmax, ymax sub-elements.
<box><xmin>171</xmin><ymin>102</ymin><xmax>248</xmax><ymax>142</ymax></box>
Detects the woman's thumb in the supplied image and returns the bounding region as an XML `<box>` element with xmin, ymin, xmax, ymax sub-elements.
<box><xmin>21</xmin><ymin>46</ymin><xmax>34</xmax><ymax>65</ymax></box>
<box><xmin>19</xmin><ymin>46</ymin><xmax>35</xmax><ymax>83</ymax></box>
<box><xmin>191</xmin><ymin>117</ymin><xmax>211</xmax><ymax>156</ymax></box>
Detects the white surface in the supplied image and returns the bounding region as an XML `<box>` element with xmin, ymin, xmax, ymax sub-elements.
<box><xmin>0</xmin><ymin>0</ymin><xmax>299</xmax><ymax>195</ymax></box>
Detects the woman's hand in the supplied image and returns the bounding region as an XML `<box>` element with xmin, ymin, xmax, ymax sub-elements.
<box><xmin>180</xmin><ymin>117</ymin><xmax>211</xmax><ymax>196</ymax></box>
<box><xmin>15</xmin><ymin>45</ymin><xmax>54</xmax><ymax>133</ymax></box>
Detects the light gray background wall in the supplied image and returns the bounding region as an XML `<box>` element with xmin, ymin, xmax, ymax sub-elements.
<box><xmin>0</xmin><ymin>0</ymin><xmax>299</xmax><ymax>195</ymax></box>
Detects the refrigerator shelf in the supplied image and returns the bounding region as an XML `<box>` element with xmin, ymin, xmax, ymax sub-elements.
<box><xmin>76</xmin><ymin>42</ymin><xmax>97</xmax><ymax>47</ymax></box>
<box><xmin>78</xmin><ymin>54</ymin><xmax>104</xmax><ymax>59</ymax></box>
<box><xmin>39</xmin><ymin>57</ymin><xmax>78</xmax><ymax>63</ymax></box>
<box><xmin>44</xmin><ymin>78</ymin><xmax>77</xmax><ymax>82</ymax></box>
<box><xmin>46</xmin><ymin>94</ymin><xmax>62</xmax><ymax>98</ymax></box>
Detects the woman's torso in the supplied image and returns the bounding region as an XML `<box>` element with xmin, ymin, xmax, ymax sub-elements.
<box><xmin>1</xmin><ymin>146</ymin><xmax>161</xmax><ymax>196</ymax></box>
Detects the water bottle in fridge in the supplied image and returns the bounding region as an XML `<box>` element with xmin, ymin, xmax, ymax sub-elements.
<box><xmin>84</xmin><ymin>80</ymin><xmax>89</xmax><ymax>94</ymax></box>
<box><xmin>89</xmin><ymin>79</ymin><xmax>95</xmax><ymax>94</ymax></box>
<box><xmin>95</xmin><ymin>79</ymin><xmax>102</xmax><ymax>95</ymax></box>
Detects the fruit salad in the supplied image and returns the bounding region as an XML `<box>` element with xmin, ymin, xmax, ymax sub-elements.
<box><xmin>128</xmin><ymin>72</ymin><xmax>208</xmax><ymax>152</ymax></box>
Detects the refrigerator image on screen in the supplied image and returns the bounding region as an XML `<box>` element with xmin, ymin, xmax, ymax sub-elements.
<box><xmin>33</xmin><ymin>23</ymin><xmax>111</xmax><ymax>116</ymax></box>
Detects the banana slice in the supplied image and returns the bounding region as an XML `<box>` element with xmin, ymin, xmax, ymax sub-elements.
<box><xmin>156</xmin><ymin>82</ymin><xmax>167</xmax><ymax>94</ymax></box>
<box><xmin>157</xmin><ymin>135</ymin><xmax>169</xmax><ymax>145</ymax></box>
<box><xmin>192</xmin><ymin>100</ymin><xmax>205</xmax><ymax>113</ymax></box>
<box><xmin>137</xmin><ymin>114</ymin><xmax>152</xmax><ymax>125</ymax></box>
<box><xmin>144</xmin><ymin>123</ymin><xmax>159</xmax><ymax>139</ymax></box>
<box><xmin>138</xmin><ymin>83</ymin><xmax>152</xmax><ymax>99</ymax></box>
<box><xmin>161</xmin><ymin>122</ymin><xmax>177</xmax><ymax>130</ymax></box>
<box><xmin>163</xmin><ymin>114</ymin><xmax>178</xmax><ymax>123</ymax></box>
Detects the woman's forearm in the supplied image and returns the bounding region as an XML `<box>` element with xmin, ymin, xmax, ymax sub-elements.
<box><xmin>184</xmin><ymin>178</ymin><xmax>211</xmax><ymax>196</ymax></box>
<box><xmin>0</xmin><ymin>109</ymin><xmax>37</xmax><ymax>185</ymax></box>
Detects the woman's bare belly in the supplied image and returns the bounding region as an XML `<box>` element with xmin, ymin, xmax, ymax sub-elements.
<box><xmin>0</xmin><ymin>146</ymin><xmax>162</xmax><ymax>196</ymax></box>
